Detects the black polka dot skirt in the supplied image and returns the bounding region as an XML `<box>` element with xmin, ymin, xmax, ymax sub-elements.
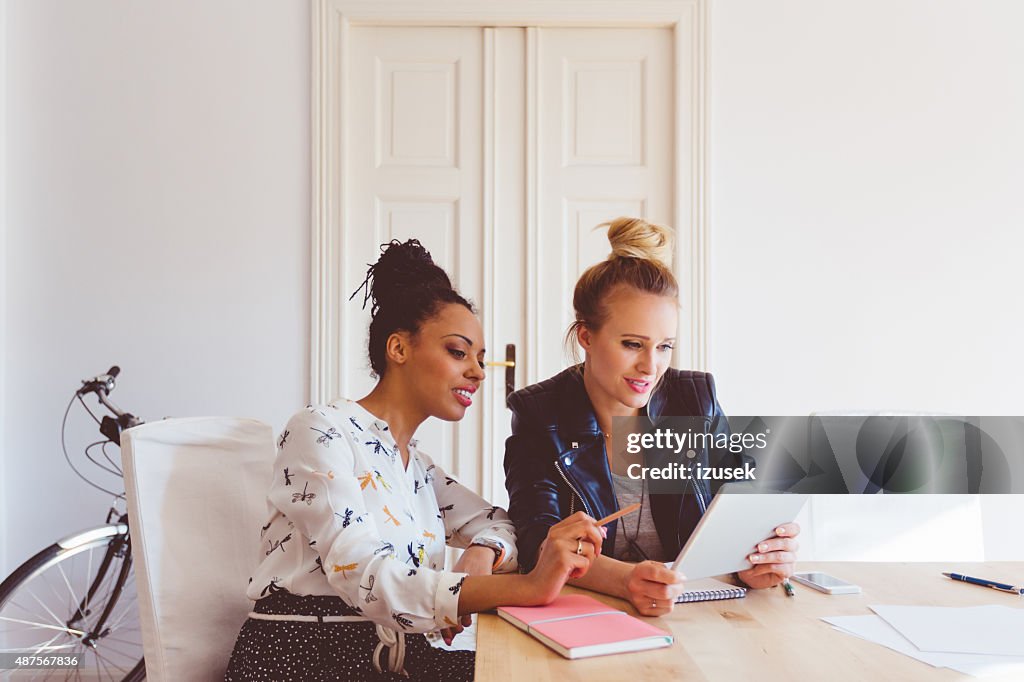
<box><xmin>225</xmin><ymin>591</ymin><xmax>475</xmax><ymax>681</ymax></box>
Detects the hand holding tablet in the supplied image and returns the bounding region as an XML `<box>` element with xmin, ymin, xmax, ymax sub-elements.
<box><xmin>736</xmin><ymin>520</ymin><xmax>802</xmax><ymax>590</ymax></box>
<box><xmin>669</xmin><ymin>485</ymin><xmax>808</xmax><ymax>585</ymax></box>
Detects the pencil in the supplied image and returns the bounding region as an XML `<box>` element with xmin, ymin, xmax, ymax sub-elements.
<box><xmin>595</xmin><ymin>502</ymin><xmax>642</xmax><ymax>527</ymax></box>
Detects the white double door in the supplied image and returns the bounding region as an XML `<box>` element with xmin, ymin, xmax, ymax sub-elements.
<box><xmin>342</xmin><ymin>25</ymin><xmax>678</xmax><ymax>505</ymax></box>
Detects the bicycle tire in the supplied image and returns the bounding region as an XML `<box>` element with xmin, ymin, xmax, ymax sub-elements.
<box><xmin>0</xmin><ymin>525</ymin><xmax>146</xmax><ymax>680</ymax></box>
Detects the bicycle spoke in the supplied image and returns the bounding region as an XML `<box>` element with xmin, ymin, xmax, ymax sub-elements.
<box><xmin>60</xmin><ymin>553</ymin><xmax>76</xmax><ymax>620</ymax></box>
<box><xmin>95</xmin><ymin>630</ymin><xmax>141</xmax><ymax>647</ymax></box>
<box><xmin>102</xmin><ymin>617</ymin><xmax>140</xmax><ymax>646</ymax></box>
<box><xmin>98</xmin><ymin>618</ymin><xmax>142</xmax><ymax>634</ymax></box>
<box><xmin>40</xmin><ymin>561</ymin><xmax>70</xmax><ymax>612</ymax></box>
<box><xmin>104</xmin><ymin>596</ymin><xmax>140</xmax><ymax>633</ymax></box>
<box><xmin>98</xmin><ymin>628</ymin><xmax>142</xmax><ymax>643</ymax></box>
<box><xmin>3</xmin><ymin>594</ymin><xmax>46</xmax><ymax>618</ymax></box>
<box><xmin>85</xmin><ymin>544</ymin><xmax>94</xmax><ymax>611</ymax></box>
<box><xmin>92</xmin><ymin>575</ymin><xmax>139</xmax><ymax>637</ymax></box>
<box><xmin>32</xmin><ymin>641</ymin><xmax>79</xmax><ymax>652</ymax></box>
<box><xmin>32</xmin><ymin>630</ymin><xmax>65</xmax><ymax>655</ymax></box>
<box><xmin>92</xmin><ymin>557</ymin><xmax>126</xmax><ymax>625</ymax></box>
<box><xmin>56</xmin><ymin>559</ymin><xmax>84</xmax><ymax>622</ymax></box>
<box><xmin>103</xmin><ymin>606</ymin><xmax>137</xmax><ymax>630</ymax></box>
<box><xmin>83</xmin><ymin>568</ymin><xmax>122</xmax><ymax>621</ymax></box>
<box><xmin>0</xmin><ymin>632</ymin><xmax>78</xmax><ymax>653</ymax></box>
<box><xmin>0</xmin><ymin>614</ymin><xmax>86</xmax><ymax>637</ymax></box>
<box><xmin>28</xmin><ymin>586</ymin><xmax>74</xmax><ymax>632</ymax></box>
<box><xmin>92</xmin><ymin>635</ymin><xmax>137</xmax><ymax>660</ymax></box>
<box><xmin>96</xmin><ymin>655</ymin><xmax>118</xmax><ymax>682</ymax></box>
<box><xmin>91</xmin><ymin>645</ymin><xmax>131</xmax><ymax>675</ymax></box>
<box><xmin>29</xmin><ymin>636</ymin><xmax>61</xmax><ymax>656</ymax></box>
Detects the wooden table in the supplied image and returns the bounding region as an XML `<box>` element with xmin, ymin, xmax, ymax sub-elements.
<box><xmin>476</xmin><ymin>563</ymin><xmax>1024</xmax><ymax>681</ymax></box>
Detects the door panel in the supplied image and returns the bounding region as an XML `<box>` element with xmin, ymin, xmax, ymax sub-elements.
<box><xmin>534</xmin><ymin>28</ymin><xmax>675</xmax><ymax>382</ymax></box>
<box><xmin>348</xmin><ymin>26</ymin><xmax>483</xmax><ymax>486</ymax></box>
<box><xmin>344</xmin><ymin>26</ymin><xmax>677</xmax><ymax>501</ymax></box>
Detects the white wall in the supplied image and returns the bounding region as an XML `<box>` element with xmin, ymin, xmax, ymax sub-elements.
<box><xmin>709</xmin><ymin>0</ymin><xmax>1024</xmax><ymax>416</ymax></box>
<box><xmin>2</xmin><ymin>0</ymin><xmax>310</xmax><ymax>574</ymax></box>
<box><xmin>708</xmin><ymin>0</ymin><xmax>1024</xmax><ymax>560</ymax></box>
<box><xmin>1</xmin><ymin>0</ymin><xmax>9</xmax><ymax>577</ymax></box>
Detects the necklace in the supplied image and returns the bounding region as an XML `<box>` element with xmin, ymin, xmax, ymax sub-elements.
<box><xmin>618</xmin><ymin>476</ymin><xmax>648</xmax><ymax>562</ymax></box>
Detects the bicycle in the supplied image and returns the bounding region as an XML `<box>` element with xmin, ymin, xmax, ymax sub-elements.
<box><xmin>0</xmin><ymin>367</ymin><xmax>146</xmax><ymax>681</ymax></box>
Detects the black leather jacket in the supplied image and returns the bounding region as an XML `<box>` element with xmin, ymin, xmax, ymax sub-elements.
<box><xmin>503</xmin><ymin>365</ymin><xmax>736</xmax><ymax>571</ymax></box>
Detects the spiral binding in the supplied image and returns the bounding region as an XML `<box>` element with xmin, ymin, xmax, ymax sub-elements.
<box><xmin>676</xmin><ymin>585</ymin><xmax>747</xmax><ymax>604</ymax></box>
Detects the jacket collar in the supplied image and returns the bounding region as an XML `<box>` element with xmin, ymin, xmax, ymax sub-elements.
<box><xmin>555</xmin><ymin>364</ymin><xmax>669</xmax><ymax>441</ymax></box>
<box><xmin>554</xmin><ymin>366</ymin><xmax>600</xmax><ymax>440</ymax></box>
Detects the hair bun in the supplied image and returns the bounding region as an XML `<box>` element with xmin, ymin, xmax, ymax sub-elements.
<box><xmin>602</xmin><ymin>217</ymin><xmax>674</xmax><ymax>264</ymax></box>
<box><xmin>349</xmin><ymin>239</ymin><xmax>453</xmax><ymax>315</ymax></box>
<box><xmin>369</xmin><ymin>239</ymin><xmax>451</xmax><ymax>312</ymax></box>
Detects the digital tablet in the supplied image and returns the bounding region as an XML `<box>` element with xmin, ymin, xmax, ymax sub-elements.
<box><xmin>668</xmin><ymin>486</ymin><xmax>808</xmax><ymax>579</ymax></box>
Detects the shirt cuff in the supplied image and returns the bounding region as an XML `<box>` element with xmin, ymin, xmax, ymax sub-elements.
<box><xmin>433</xmin><ymin>571</ymin><xmax>468</xmax><ymax>630</ymax></box>
<box><xmin>469</xmin><ymin>535</ymin><xmax>517</xmax><ymax>573</ymax></box>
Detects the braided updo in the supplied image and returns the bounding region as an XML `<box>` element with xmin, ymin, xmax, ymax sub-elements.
<box><xmin>351</xmin><ymin>239</ymin><xmax>473</xmax><ymax>377</ymax></box>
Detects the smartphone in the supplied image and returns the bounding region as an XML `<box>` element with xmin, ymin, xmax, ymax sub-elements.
<box><xmin>790</xmin><ymin>572</ymin><xmax>861</xmax><ymax>595</ymax></box>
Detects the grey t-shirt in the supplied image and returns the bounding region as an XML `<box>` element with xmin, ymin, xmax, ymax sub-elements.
<box><xmin>610</xmin><ymin>473</ymin><xmax>668</xmax><ymax>562</ymax></box>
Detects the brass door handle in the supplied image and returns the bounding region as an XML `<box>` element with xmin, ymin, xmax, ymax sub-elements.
<box><xmin>485</xmin><ymin>345</ymin><xmax>516</xmax><ymax>401</ymax></box>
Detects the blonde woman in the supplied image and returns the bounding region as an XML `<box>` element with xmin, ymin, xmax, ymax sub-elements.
<box><xmin>504</xmin><ymin>218</ymin><xmax>800</xmax><ymax>617</ymax></box>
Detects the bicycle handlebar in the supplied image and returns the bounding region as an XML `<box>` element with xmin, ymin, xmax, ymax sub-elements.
<box><xmin>77</xmin><ymin>366</ymin><xmax>143</xmax><ymax>431</ymax></box>
<box><xmin>77</xmin><ymin>366</ymin><xmax>120</xmax><ymax>397</ymax></box>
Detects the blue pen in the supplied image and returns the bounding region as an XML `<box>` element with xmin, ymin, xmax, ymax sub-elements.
<box><xmin>942</xmin><ymin>572</ymin><xmax>1024</xmax><ymax>595</ymax></box>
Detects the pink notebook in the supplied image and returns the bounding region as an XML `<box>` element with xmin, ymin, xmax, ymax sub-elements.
<box><xmin>498</xmin><ymin>594</ymin><xmax>673</xmax><ymax>659</ymax></box>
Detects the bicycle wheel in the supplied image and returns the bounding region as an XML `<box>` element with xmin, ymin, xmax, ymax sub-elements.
<box><xmin>0</xmin><ymin>525</ymin><xmax>145</xmax><ymax>681</ymax></box>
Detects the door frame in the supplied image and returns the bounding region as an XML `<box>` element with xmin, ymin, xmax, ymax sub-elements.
<box><xmin>311</xmin><ymin>1</ymin><xmax>710</xmax><ymax>496</ymax></box>
<box><xmin>312</xmin><ymin>0</ymin><xmax>710</xmax><ymax>402</ymax></box>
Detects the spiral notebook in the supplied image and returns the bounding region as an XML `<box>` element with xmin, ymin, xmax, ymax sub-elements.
<box><xmin>675</xmin><ymin>577</ymin><xmax>747</xmax><ymax>603</ymax></box>
<box><xmin>498</xmin><ymin>594</ymin><xmax>674</xmax><ymax>659</ymax></box>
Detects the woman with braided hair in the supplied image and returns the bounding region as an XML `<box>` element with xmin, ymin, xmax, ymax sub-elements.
<box><xmin>226</xmin><ymin>239</ymin><xmax>604</xmax><ymax>681</ymax></box>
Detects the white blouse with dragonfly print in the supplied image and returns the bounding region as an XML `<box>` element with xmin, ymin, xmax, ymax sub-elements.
<box><xmin>247</xmin><ymin>400</ymin><xmax>518</xmax><ymax>634</ymax></box>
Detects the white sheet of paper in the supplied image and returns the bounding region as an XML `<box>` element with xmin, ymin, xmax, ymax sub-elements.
<box><xmin>824</xmin><ymin>615</ymin><xmax>1024</xmax><ymax>679</ymax></box>
<box><xmin>869</xmin><ymin>605</ymin><xmax>1024</xmax><ymax>657</ymax></box>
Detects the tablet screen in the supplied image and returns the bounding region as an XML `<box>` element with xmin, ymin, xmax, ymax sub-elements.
<box><xmin>669</xmin><ymin>490</ymin><xmax>808</xmax><ymax>579</ymax></box>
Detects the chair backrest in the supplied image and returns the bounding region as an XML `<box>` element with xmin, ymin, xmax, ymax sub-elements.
<box><xmin>122</xmin><ymin>417</ymin><xmax>274</xmax><ymax>682</ymax></box>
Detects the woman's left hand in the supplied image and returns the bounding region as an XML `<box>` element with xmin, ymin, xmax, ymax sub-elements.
<box><xmin>736</xmin><ymin>522</ymin><xmax>800</xmax><ymax>589</ymax></box>
<box><xmin>439</xmin><ymin>545</ymin><xmax>495</xmax><ymax>645</ymax></box>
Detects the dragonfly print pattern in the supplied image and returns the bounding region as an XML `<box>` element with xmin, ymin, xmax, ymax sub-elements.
<box><xmin>292</xmin><ymin>482</ymin><xmax>316</xmax><ymax>505</ymax></box>
<box><xmin>246</xmin><ymin>399</ymin><xmax>518</xmax><ymax>640</ymax></box>
<box><xmin>312</xmin><ymin>426</ymin><xmax>340</xmax><ymax>446</ymax></box>
<box><xmin>265</xmin><ymin>532</ymin><xmax>292</xmax><ymax>556</ymax></box>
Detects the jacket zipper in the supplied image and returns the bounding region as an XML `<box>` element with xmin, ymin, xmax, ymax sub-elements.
<box><xmin>694</xmin><ymin>477</ymin><xmax>708</xmax><ymax>514</ymax></box>
<box><xmin>554</xmin><ymin>459</ymin><xmax>593</xmax><ymax>517</ymax></box>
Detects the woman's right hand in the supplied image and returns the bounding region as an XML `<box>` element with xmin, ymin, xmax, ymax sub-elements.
<box><xmin>625</xmin><ymin>561</ymin><xmax>686</xmax><ymax>617</ymax></box>
<box><xmin>526</xmin><ymin>512</ymin><xmax>604</xmax><ymax>605</ymax></box>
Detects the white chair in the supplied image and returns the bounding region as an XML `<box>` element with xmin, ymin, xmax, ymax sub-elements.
<box><xmin>121</xmin><ymin>417</ymin><xmax>275</xmax><ymax>681</ymax></box>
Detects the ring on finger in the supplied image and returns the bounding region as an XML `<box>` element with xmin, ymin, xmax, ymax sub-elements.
<box><xmin>650</xmin><ymin>600</ymin><xmax>658</xmax><ymax>608</ymax></box>
<box><xmin>576</xmin><ymin>539</ymin><xmax>584</xmax><ymax>555</ymax></box>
